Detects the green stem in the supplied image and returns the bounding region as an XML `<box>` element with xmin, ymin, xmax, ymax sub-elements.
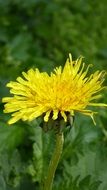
<box><xmin>43</xmin><ymin>132</ymin><xmax>64</xmax><ymax>190</ymax></box>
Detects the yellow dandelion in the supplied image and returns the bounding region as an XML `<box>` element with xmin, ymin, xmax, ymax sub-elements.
<box><xmin>2</xmin><ymin>54</ymin><xmax>107</xmax><ymax>125</ymax></box>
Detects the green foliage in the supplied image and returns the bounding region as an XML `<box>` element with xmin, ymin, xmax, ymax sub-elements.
<box><xmin>0</xmin><ymin>0</ymin><xmax>107</xmax><ymax>189</ymax></box>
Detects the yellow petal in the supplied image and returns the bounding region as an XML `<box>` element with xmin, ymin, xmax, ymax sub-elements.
<box><xmin>78</xmin><ymin>109</ymin><xmax>97</xmax><ymax>125</ymax></box>
<box><xmin>89</xmin><ymin>103</ymin><xmax>107</xmax><ymax>107</ymax></box>
<box><xmin>60</xmin><ymin>111</ymin><xmax>67</xmax><ymax>122</ymax></box>
<box><xmin>44</xmin><ymin>110</ymin><xmax>51</xmax><ymax>122</ymax></box>
<box><xmin>52</xmin><ymin>110</ymin><xmax>58</xmax><ymax>120</ymax></box>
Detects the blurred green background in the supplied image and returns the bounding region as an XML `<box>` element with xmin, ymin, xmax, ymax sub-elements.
<box><xmin>0</xmin><ymin>0</ymin><xmax>107</xmax><ymax>190</ymax></box>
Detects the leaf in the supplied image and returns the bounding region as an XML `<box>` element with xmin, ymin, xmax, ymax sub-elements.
<box><xmin>0</xmin><ymin>175</ymin><xmax>6</xmax><ymax>190</ymax></box>
<box><xmin>79</xmin><ymin>175</ymin><xmax>91</xmax><ymax>190</ymax></box>
<box><xmin>0</xmin><ymin>121</ymin><xmax>26</xmax><ymax>153</ymax></box>
<box><xmin>26</xmin><ymin>121</ymin><xmax>55</xmax><ymax>183</ymax></box>
<box><xmin>90</xmin><ymin>181</ymin><xmax>102</xmax><ymax>190</ymax></box>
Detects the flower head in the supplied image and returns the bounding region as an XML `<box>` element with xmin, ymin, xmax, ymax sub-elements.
<box><xmin>2</xmin><ymin>54</ymin><xmax>106</xmax><ymax>125</ymax></box>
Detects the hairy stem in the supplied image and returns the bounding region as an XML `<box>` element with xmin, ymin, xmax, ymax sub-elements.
<box><xmin>43</xmin><ymin>132</ymin><xmax>64</xmax><ymax>190</ymax></box>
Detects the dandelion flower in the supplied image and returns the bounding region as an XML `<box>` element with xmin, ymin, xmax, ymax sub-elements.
<box><xmin>2</xmin><ymin>54</ymin><xmax>106</xmax><ymax>125</ymax></box>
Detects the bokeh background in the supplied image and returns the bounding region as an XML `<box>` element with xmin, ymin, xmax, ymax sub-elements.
<box><xmin>0</xmin><ymin>0</ymin><xmax>107</xmax><ymax>190</ymax></box>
